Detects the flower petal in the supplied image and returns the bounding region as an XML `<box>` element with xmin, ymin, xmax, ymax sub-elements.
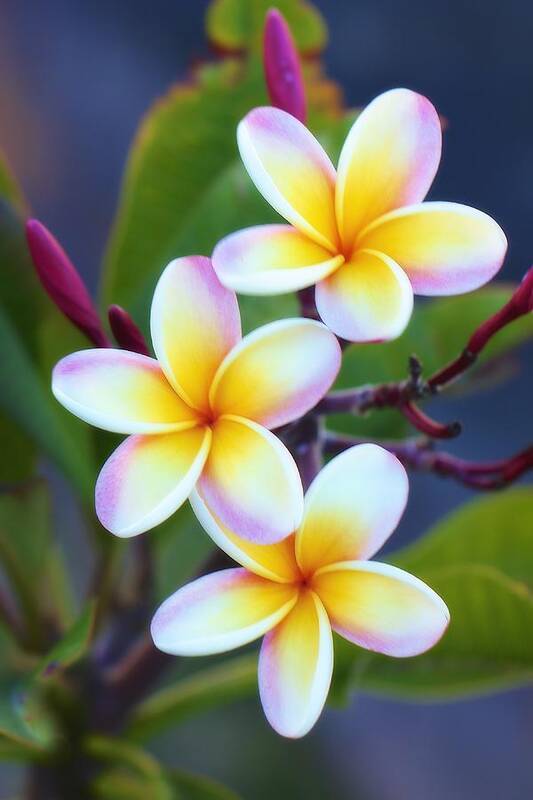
<box><xmin>197</xmin><ymin>415</ymin><xmax>303</xmax><ymax>544</ymax></box>
<box><xmin>258</xmin><ymin>589</ymin><xmax>333</xmax><ymax>738</ymax></box>
<box><xmin>238</xmin><ymin>107</ymin><xmax>339</xmax><ymax>251</ymax></box>
<box><xmin>357</xmin><ymin>202</ymin><xmax>507</xmax><ymax>295</ymax></box>
<box><xmin>336</xmin><ymin>88</ymin><xmax>442</xmax><ymax>253</ymax></box>
<box><xmin>151</xmin><ymin>568</ymin><xmax>298</xmax><ymax>656</ymax></box>
<box><xmin>296</xmin><ymin>444</ymin><xmax>408</xmax><ymax>577</ymax></box>
<box><xmin>315</xmin><ymin>249</ymin><xmax>413</xmax><ymax>342</ymax></box>
<box><xmin>210</xmin><ymin>318</ymin><xmax>341</xmax><ymax>428</ymax></box>
<box><xmin>150</xmin><ymin>256</ymin><xmax>241</xmax><ymax>413</ymax></box>
<box><xmin>312</xmin><ymin>561</ymin><xmax>449</xmax><ymax>657</ymax></box>
<box><xmin>190</xmin><ymin>490</ymin><xmax>300</xmax><ymax>584</ymax></box>
<box><xmin>52</xmin><ymin>349</ymin><xmax>200</xmax><ymax>434</ymax></box>
<box><xmin>212</xmin><ymin>224</ymin><xmax>343</xmax><ymax>295</ymax></box>
<box><xmin>95</xmin><ymin>426</ymin><xmax>211</xmax><ymax>537</ymax></box>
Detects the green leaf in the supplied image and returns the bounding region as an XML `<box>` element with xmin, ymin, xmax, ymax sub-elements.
<box><xmin>170</xmin><ymin>769</ymin><xmax>241</xmax><ymax>800</ymax></box>
<box><xmin>0</xmin><ymin>481</ymin><xmax>76</xmax><ymax>645</ymax></box>
<box><xmin>331</xmin><ymin>488</ymin><xmax>533</xmax><ymax>703</ymax></box>
<box><xmin>0</xmin><ymin>306</ymin><xmax>93</xmax><ymax>500</ymax></box>
<box><xmin>206</xmin><ymin>0</ymin><xmax>326</xmax><ymax>53</ymax></box>
<box><xmin>101</xmin><ymin>3</ymin><xmax>346</xmax><ymax>330</ymax></box>
<box><xmin>396</xmin><ymin>487</ymin><xmax>533</xmax><ymax>584</ymax></box>
<box><xmin>33</xmin><ymin>603</ymin><xmax>95</xmax><ymax>681</ymax></box>
<box><xmin>87</xmin><ymin>736</ymin><xmax>173</xmax><ymax>800</ymax></box>
<box><xmin>0</xmin><ymin>677</ymin><xmax>56</xmax><ymax>758</ymax></box>
<box><xmin>127</xmin><ymin>653</ymin><xmax>257</xmax><ymax>741</ymax></box>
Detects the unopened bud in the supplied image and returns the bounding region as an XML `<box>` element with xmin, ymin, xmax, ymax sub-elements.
<box><xmin>26</xmin><ymin>219</ymin><xmax>109</xmax><ymax>347</ymax></box>
<box><xmin>263</xmin><ymin>9</ymin><xmax>307</xmax><ymax>123</ymax></box>
<box><xmin>108</xmin><ymin>304</ymin><xmax>150</xmax><ymax>356</ymax></box>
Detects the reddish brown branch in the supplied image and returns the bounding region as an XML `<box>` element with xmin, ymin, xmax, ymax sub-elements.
<box><xmin>400</xmin><ymin>401</ymin><xmax>461</xmax><ymax>439</ymax></box>
<box><xmin>428</xmin><ymin>266</ymin><xmax>533</xmax><ymax>391</ymax></box>
<box><xmin>323</xmin><ymin>433</ymin><xmax>533</xmax><ymax>490</ymax></box>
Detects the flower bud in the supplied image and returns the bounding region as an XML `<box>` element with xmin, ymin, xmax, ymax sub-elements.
<box><xmin>26</xmin><ymin>219</ymin><xmax>109</xmax><ymax>347</ymax></box>
<box><xmin>263</xmin><ymin>9</ymin><xmax>307</xmax><ymax>123</ymax></box>
<box><xmin>108</xmin><ymin>304</ymin><xmax>150</xmax><ymax>356</ymax></box>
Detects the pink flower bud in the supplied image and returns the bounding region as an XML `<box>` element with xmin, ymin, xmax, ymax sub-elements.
<box><xmin>108</xmin><ymin>304</ymin><xmax>150</xmax><ymax>356</ymax></box>
<box><xmin>263</xmin><ymin>8</ymin><xmax>307</xmax><ymax>123</ymax></box>
<box><xmin>26</xmin><ymin>219</ymin><xmax>109</xmax><ymax>347</ymax></box>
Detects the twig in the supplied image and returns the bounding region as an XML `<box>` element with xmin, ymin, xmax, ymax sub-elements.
<box><xmin>428</xmin><ymin>267</ymin><xmax>533</xmax><ymax>391</ymax></box>
<box><xmin>323</xmin><ymin>433</ymin><xmax>533</xmax><ymax>490</ymax></box>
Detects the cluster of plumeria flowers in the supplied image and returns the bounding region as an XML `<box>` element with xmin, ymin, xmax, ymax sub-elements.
<box><xmin>25</xmin><ymin>9</ymin><xmax>532</xmax><ymax>737</ymax></box>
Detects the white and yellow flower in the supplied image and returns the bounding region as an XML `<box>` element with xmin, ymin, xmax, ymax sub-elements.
<box><xmin>151</xmin><ymin>444</ymin><xmax>449</xmax><ymax>738</ymax></box>
<box><xmin>52</xmin><ymin>256</ymin><xmax>341</xmax><ymax>543</ymax></box>
<box><xmin>213</xmin><ymin>88</ymin><xmax>507</xmax><ymax>342</ymax></box>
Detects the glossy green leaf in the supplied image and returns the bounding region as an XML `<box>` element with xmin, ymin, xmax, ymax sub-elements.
<box><xmin>206</xmin><ymin>0</ymin><xmax>326</xmax><ymax>53</ymax></box>
<box><xmin>331</xmin><ymin>488</ymin><xmax>533</xmax><ymax>703</ymax></box>
<box><xmin>127</xmin><ymin>654</ymin><xmax>257</xmax><ymax>741</ymax></box>
<box><xmin>170</xmin><ymin>769</ymin><xmax>241</xmax><ymax>800</ymax></box>
<box><xmin>396</xmin><ymin>487</ymin><xmax>533</xmax><ymax>583</ymax></box>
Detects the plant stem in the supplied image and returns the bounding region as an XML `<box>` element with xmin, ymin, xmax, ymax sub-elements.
<box><xmin>323</xmin><ymin>433</ymin><xmax>533</xmax><ymax>490</ymax></box>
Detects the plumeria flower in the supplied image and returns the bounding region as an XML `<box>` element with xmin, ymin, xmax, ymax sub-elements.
<box><xmin>212</xmin><ymin>88</ymin><xmax>507</xmax><ymax>342</ymax></box>
<box><xmin>52</xmin><ymin>256</ymin><xmax>341</xmax><ymax>543</ymax></box>
<box><xmin>152</xmin><ymin>444</ymin><xmax>449</xmax><ymax>738</ymax></box>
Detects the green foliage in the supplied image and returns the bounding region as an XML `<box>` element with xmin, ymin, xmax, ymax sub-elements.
<box><xmin>0</xmin><ymin>307</ymin><xmax>93</xmax><ymax>500</ymax></box>
<box><xmin>0</xmin><ymin>677</ymin><xmax>56</xmax><ymax>761</ymax></box>
<box><xmin>206</xmin><ymin>0</ymin><xmax>326</xmax><ymax>53</ymax></box>
<box><xmin>101</xmin><ymin>0</ymin><xmax>346</xmax><ymax>333</ymax></box>
<box><xmin>32</xmin><ymin>602</ymin><xmax>95</xmax><ymax>681</ymax></box>
<box><xmin>153</xmin><ymin>505</ymin><xmax>215</xmax><ymax>604</ymax></box>
<box><xmin>89</xmin><ymin>736</ymin><xmax>242</xmax><ymax>799</ymax></box>
<box><xmin>0</xmin><ymin>481</ymin><xmax>76</xmax><ymax>643</ymax></box>
<box><xmin>0</xmin><ymin>157</ymin><xmax>97</xmax><ymax>493</ymax></box>
<box><xmin>170</xmin><ymin>768</ymin><xmax>241</xmax><ymax>799</ymax></box>
<box><xmin>127</xmin><ymin>654</ymin><xmax>257</xmax><ymax>741</ymax></box>
<box><xmin>331</xmin><ymin>489</ymin><xmax>533</xmax><ymax>703</ymax></box>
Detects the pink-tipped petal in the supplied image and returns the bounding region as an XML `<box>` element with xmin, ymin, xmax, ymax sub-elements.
<box><xmin>238</xmin><ymin>107</ymin><xmax>338</xmax><ymax>251</ymax></box>
<box><xmin>335</xmin><ymin>89</ymin><xmax>442</xmax><ymax>253</ymax></box>
<box><xmin>197</xmin><ymin>415</ymin><xmax>303</xmax><ymax>544</ymax></box>
<box><xmin>312</xmin><ymin>561</ymin><xmax>449</xmax><ymax>657</ymax></box>
<box><xmin>151</xmin><ymin>568</ymin><xmax>298</xmax><ymax>656</ymax></box>
<box><xmin>296</xmin><ymin>444</ymin><xmax>409</xmax><ymax>578</ymax></box>
<box><xmin>210</xmin><ymin>318</ymin><xmax>341</xmax><ymax>428</ymax></box>
<box><xmin>190</xmin><ymin>491</ymin><xmax>301</xmax><ymax>584</ymax></box>
<box><xmin>150</xmin><ymin>257</ymin><xmax>241</xmax><ymax>413</ymax></box>
<box><xmin>52</xmin><ymin>349</ymin><xmax>201</xmax><ymax>434</ymax></box>
<box><xmin>212</xmin><ymin>224</ymin><xmax>343</xmax><ymax>295</ymax></box>
<box><xmin>315</xmin><ymin>249</ymin><xmax>413</xmax><ymax>342</ymax></box>
<box><xmin>259</xmin><ymin>589</ymin><xmax>333</xmax><ymax>738</ymax></box>
<box><xmin>263</xmin><ymin>9</ymin><xmax>307</xmax><ymax>123</ymax></box>
<box><xmin>357</xmin><ymin>202</ymin><xmax>507</xmax><ymax>295</ymax></box>
<box><xmin>95</xmin><ymin>426</ymin><xmax>211</xmax><ymax>537</ymax></box>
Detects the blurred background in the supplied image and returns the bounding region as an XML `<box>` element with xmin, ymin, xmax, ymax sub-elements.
<box><xmin>0</xmin><ymin>0</ymin><xmax>532</xmax><ymax>797</ymax></box>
